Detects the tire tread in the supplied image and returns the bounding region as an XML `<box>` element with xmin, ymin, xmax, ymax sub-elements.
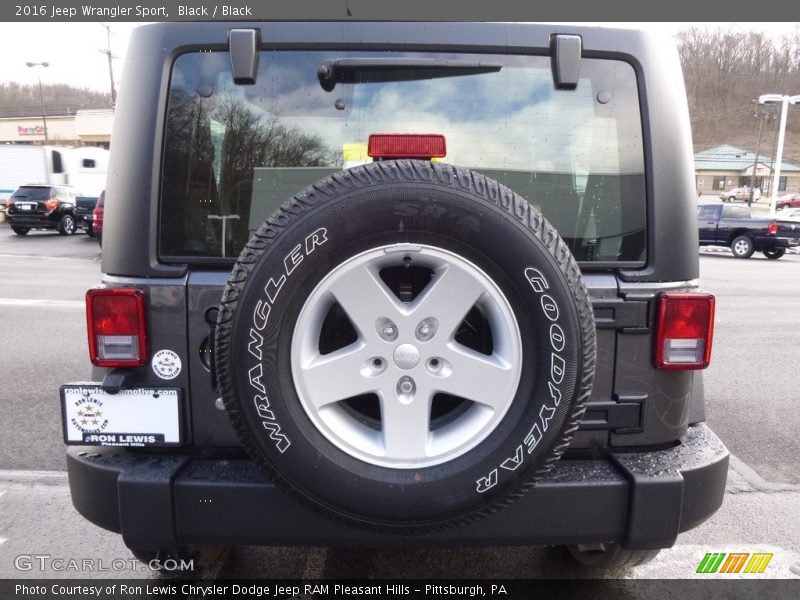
<box><xmin>215</xmin><ymin>160</ymin><xmax>596</xmax><ymax>533</ymax></box>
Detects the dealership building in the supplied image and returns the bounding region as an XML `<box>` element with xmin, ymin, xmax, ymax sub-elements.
<box><xmin>0</xmin><ymin>109</ymin><xmax>113</xmax><ymax>148</ymax></box>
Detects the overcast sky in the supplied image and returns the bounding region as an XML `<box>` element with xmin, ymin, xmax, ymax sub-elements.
<box><xmin>0</xmin><ymin>22</ymin><xmax>797</xmax><ymax>95</ymax></box>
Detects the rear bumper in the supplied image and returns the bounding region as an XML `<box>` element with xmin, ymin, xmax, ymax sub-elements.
<box><xmin>6</xmin><ymin>214</ymin><xmax>59</xmax><ymax>229</ymax></box>
<box><xmin>67</xmin><ymin>423</ymin><xmax>728</xmax><ymax>551</ymax></box>
<box><xmin>767</xmin><ymin>236</ymin><xmax>800</xmax><ymax>249</ymax></box>
<box><xmin>75</xmin><ymin>212</ymin><xmax>93</xmax><ymax>230</ymax></box>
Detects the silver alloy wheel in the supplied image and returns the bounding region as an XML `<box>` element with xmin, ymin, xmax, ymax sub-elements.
<box><xmin>734</xmin><ymin>239</ymin><xmax>750</xmax><ymax>255</ymax></box>
<box><xmin>291</xmin><ymin>244</ymin><xmax>523</xmax><ymax>469</ymax></box>
<box><xmin>63</xmin><ymin>216</ymin><xmax>75</xmax><ymax>234</ymax></box>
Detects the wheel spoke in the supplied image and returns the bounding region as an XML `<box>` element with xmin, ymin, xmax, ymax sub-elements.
<box><xmin>380</xmin><ymin>389</ymin><xmax>432</xmax><ymax>460</ymax></box>
<box><xmin>290</xmin><ymin>244</ymin><xmax>522</xmax><ymax>468</ymax></box>
<box><xmin>435</xmin><ymin>346</ymin><xmax>515</xmax><ymax>411</ymax></box>
<box><xmin>325</xmin><ymin>265</ymin><xmax>406</xmax><ymax>338</ymax></box>
<box><xmin>410</xmin><ymin>264</ymin><xmax>486</xmax><ymax>339</ymax></box>
<box><xmin>297</xmin><ymin>344</ymin><xmax>377</xmax><ymax>408</ymax></box>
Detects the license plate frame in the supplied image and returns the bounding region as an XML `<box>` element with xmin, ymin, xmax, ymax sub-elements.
<box><xmin>60</xmin><ymin>384</ymin><xmax>183</xmax><ymax>447</ymax></box>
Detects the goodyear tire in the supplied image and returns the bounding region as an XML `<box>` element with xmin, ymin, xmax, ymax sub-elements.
<box><xmin>215</xmin><ymin>160</ymin><xmax>595</xmax><ymax>531</ymax></box>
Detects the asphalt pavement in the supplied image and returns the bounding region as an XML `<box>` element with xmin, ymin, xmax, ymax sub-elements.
<box><xmin>0</xmin><ymin>227</ymin><xmax>798</xmax><ymax>583</ymax></box>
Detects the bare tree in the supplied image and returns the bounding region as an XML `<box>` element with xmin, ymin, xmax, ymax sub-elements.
<box><xmin>678</xmin><ymin>26</ymin><xmax>800</xmax><ymax>161</ymax></box>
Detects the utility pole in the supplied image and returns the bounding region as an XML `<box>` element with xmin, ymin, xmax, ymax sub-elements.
<box><xmin>25</xmin><ymin>62</ymin><xmax>49</xmax><ymax>144</ymax></box>
<box><xmin>749</xmin><ymin>108</ymin><xmax>764</xmax><ymax>208</ymax></box>
<box><xmin>99</xmin><ymin>23</ymin><xmax>118</xmax><ymax>107</ymax></box>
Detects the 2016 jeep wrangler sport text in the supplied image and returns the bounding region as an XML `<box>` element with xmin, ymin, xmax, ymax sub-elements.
<box><xmin>62</xmin><ymin>22</ymin><xmax>728</xmax><ymax>570</ymax></box>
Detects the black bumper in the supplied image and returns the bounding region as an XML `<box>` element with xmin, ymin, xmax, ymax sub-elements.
<box><xmin>769</xmin><ymin>237</ymin><xmax>800</xmax><ymax>249</ymax></box>
<box><xmin>67</xmin><ymin>423</ymin><xmax>728</xmax><ymax>551</ymax></box>
<box><xmin>6</xmin><ymin>214</ymin><xmax>58</xmax><ymax>229</ymax></box>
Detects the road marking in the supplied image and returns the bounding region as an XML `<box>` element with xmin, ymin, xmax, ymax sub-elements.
<box><xmin>0</xmin><ymin>470</ymin><xmax>68</xmax><ymax>487</ymax></box>
<box><xmin>0</xmin><ymin>298</ymin><xmax>83</xmax><ymax>308</ymax></box>
<box><xmin>729</xmin><ymin>454</ymin><xmax>800</xmax><ymax>493</ymax></box>
<box><xmin>0</xmin><ymin>253</ymin><xmax>99</xmax><ymax>262</ymax></box>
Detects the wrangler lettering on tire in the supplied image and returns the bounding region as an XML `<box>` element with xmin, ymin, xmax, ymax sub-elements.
<box><xmin>215</xmin><ymin>160</ymin><xmax>596</xmax><ymax>531</ymax></box>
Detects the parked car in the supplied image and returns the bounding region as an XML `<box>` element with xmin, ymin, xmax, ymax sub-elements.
<box><xmin>4</xmin><ymin>184</ymin><xmax>82</xmax><ymax>236</ymax></box>
<box><xmin>91</xmin><ymin>190</ymin><xmax>105</xmax><ymax>244</ymax></box>
<box><xmin>775</xmin><ymin>193</ymin><xmax>800</xmax><ymax>210</ymax></box>
<box><xmin>61</xmin><ymin>22</ymin><xmax>728</xmax><ymax>571</ymax></box>
<box><xmin>698</xmin><ymin>202</ymin><xmax>800</xmax><ymax>259</ymax></box>
<box><xmin>719</xmin><ymin>187</ymin><xmax>760</xmax><ymax>203</ymax></box>
<box><xmin>778</xmin><ymin>207</ymin><xmax>800</xmax><ymax>221</ymax></box>
<box><xmin>75</xmin><ymin>196</ymin><xmax>99</xmax><ymax>236</ymax></box>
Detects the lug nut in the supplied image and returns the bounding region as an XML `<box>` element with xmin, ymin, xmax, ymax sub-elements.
<box><xmin>415</xmin><ymin>318</ymin><xmax>438</xmax><ymax>341</ymax></box>
<box><xmin>397</xmin><ymin>376</ymin><xmax>416</xmax><ymax>402</ymax></box>
<box><xmin>377</xmin><ymin>319</ymin><xmax>398</xmax><ymax>341</ymax></box>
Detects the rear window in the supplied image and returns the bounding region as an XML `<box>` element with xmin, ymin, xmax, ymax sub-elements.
<box><xmin>160</xmin><ymin>50</ymin><xmax>646</xmax><ymax>264</ymax></box>
<box><xmin>12</xmin><ymin>186</ymin><xmax>52</xmax><ymax>200</ymax></box>
<box><xmin>722</xmin><ymin>206</ymin><xmax>750</xmax><ymax>219</ymax></box>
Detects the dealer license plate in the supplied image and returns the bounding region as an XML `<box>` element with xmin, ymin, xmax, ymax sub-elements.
<box><xmin>60</xmin><ymin>385</ymin><xmax>182</xmax><ymax>447</ymax></box>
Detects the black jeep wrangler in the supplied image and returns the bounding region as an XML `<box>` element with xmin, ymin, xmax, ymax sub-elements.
<box><xmin>62</xmin><ymin>22</ymin><xmax>728</xmax><ymax>570</ymax></box>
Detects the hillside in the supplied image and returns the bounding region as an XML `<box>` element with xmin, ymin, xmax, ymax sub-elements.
<box><xmin>678</xmin><ymin>27</ymin><xmax>800</xmax><ymax>163</ymax></box>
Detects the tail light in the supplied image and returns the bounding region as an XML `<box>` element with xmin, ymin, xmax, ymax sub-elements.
<box><xmin>654</xmin><ymin>292</ymin><xmax>715</xmax><ymax>370</ymax></box>
<box><xmin>767</xmin><ymin>222</ymin><xmax>778</xmax><ymax>235</ymax></box>
<box><xmin>368</xmin><ymin>134</ymin><xmax>446</xmax><ymax>159</ymax></box>
<box><xmin>45</xmin><ymin>199</ymin><xmax>59</xmax><ymax>212</ymax></box>
<box><xmin>86</xmin><ymin>288</ymin><xmax>148</xmax><ymax>367</ymax></box>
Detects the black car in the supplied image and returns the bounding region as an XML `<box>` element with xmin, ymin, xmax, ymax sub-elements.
<box><xmin>75</xmin><ymin>196</ymin><xmax>99</xmax><ymax>237</ymax></box>
<box><xmin>5</xmin><ymin>184</ymin><xmax>82</xmax><ymax>236</ymax></box>
<box><xmin>61</xmin><ymin>22</ymin><xmax>728</xmax><ymax>571</ymax></box>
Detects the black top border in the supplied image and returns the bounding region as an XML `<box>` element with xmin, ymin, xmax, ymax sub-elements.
<box><xmin>2</xmin><ymin>0</ymin><xmax>799</xmax><ymax>23</ymax></box>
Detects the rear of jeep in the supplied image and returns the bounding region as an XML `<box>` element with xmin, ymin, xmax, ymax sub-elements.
<box><xmin>62</xmin><ymin>22</ymin><xmax>728</xmax><ymax>568</ymax></box>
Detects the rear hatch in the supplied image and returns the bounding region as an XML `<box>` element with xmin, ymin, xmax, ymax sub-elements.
<box><xmin>149</xmin><ymin>47</ymin><xmax>662</xmax><ymax>451</ymax></box>
<box><xmin>7</xmin><ymin>185</ymin><xmax>53</xmax><ymax>217</ymax></box>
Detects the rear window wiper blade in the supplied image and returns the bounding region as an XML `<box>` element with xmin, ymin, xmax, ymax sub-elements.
<box><xmin>317</xmin><ymin>58</ymin><xmax>502</xmax><ymax>91</ymax></box>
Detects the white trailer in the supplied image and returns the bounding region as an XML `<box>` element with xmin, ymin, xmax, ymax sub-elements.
<box><xmin>0</xmin><ymin>145</ymin><xmax>108</xmax><ymax>201</ymax></box>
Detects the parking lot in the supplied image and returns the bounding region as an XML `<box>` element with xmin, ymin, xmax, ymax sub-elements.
<box><xmin>0</xmin><ymin>229</ymin><xmax>798</xmax><ymax>582</ymax></box>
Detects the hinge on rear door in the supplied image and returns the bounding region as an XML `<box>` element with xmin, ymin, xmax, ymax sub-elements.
<box><xmin>228</xmin><ymin>28</ymin><xmax>261</xmax><ymax>84</ymax></box>
<box><xmin>579</xmin><ymin>395</ymin><xmax>644</xmax><ymax>434</ymax></box>
<box><xmin>591</xmin><ymin>298</ymin><xmax>649</xmax><ymax>332</ymax></box>
<box><xmin>550</xmin><ymin>34</ymin><xmax>582</xmax><ymax>90</ymax></box>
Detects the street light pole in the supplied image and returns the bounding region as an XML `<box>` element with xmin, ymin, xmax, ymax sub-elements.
<box><xmin>749</xmin><ymin>109</ymin><xmax>764</xmax><ymax>208</ymax></box>
<box><xmin>25</xmin><ymin>61</ymin><xmax>49</xmax><ymax>144</ymax></box>
<box><xmin>759</xmin><ymin>94</ymin><xmax>800</xmax><ymax>217</ymax></box>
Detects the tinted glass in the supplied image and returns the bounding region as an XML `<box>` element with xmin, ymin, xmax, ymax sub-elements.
<box><xmin>11</xmin><ymin>186</ymin><xmax>52</xmax><ymax>200</ymax></box>
<box><xmin>722</xmin><ymin>206</ymin><xmax>749</xmax><ymax>219</ymax></box>
<box><xmin>698</xmin><ymin>205</ymin><xmax>718</xmax><ymax>220</ymax></box>
<box><xmin>161</xmin><ymin>51</ymin><xmax>646</xmax><ymax>263</ymax></box>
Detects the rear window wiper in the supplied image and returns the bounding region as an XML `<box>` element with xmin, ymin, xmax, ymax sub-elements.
<box><xmin>317</xmin><ymin>58</ymin><xmax>502</xmax><ymax>91</ymax></box>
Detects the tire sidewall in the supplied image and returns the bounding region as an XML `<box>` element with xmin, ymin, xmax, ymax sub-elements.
<box><xmin>60</xmin><ymin>214</ymin><xmax>75</xmax><ymax>235</ymax></box>
<box><xmin>732</xmin><ymin>235</ymin><xmax>753</xmax><ymax>258</ymax></box>
<box><xmin>219</xmin><ymin>163</ymin><xmax>592</xmax><ymax>527</ymax></box>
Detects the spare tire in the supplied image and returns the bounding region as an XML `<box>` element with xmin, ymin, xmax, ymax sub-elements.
<box><xmin>215</xmin><ymin>160</ymin><xmax>595</xmax><ymax>532</ymax></box>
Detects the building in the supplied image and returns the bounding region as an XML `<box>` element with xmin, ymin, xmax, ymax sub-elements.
<box><xmin>695</xmin><ymin>144</ymin><xmax>800</xmax><ymax>196</ymax></box>
<box><xmin>0</xmin><ymin>109</ymin><xmax>113</xmax><ymax>148</ymax></box>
